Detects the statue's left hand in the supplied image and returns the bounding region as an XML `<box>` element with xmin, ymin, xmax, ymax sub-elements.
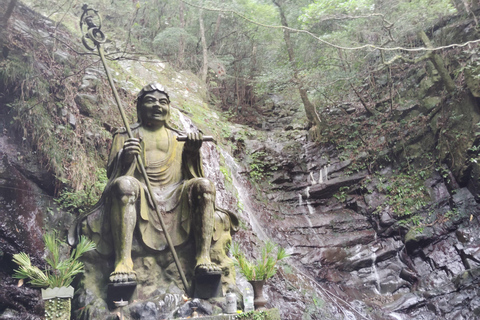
<box><xmin>183</xmin><ymin>132</ymin><xmax>203</xmax><ymax>152</ymax></box>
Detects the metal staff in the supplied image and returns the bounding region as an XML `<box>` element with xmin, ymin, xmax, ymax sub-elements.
<box><xmin>79</xmin><ymin>4</ymin><xmax>190</xmax><ymax>293</ymax></box>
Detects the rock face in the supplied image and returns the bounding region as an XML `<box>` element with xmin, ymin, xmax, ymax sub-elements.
<box><xmin>0</xmin><ymin>136</ymin><xmax>51</xmax><ymax>319</ymax></box>
<box><xmin>228</xmin><ymin>121</ymin><xmax>480</xmax><ymax>319</ymax></box>
<box><xmin>220</xmin><ymin>14</ymin><xmax>480</xmax><ymax>319</ymax></box>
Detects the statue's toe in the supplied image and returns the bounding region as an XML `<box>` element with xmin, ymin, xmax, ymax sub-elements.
<box><xmin>127</xmin><ymin>273</ymin><xmax>137</xmax><ymax>282</ymax></box>
<box><xmin>109</xmin><ymin>271</ymin><xmax>137</xmax><ymax>283</ymax></box>
<box><xmin>195</xmin><ymin>263</ymin><xmax>222</xmax><ymax>275</ymax></box>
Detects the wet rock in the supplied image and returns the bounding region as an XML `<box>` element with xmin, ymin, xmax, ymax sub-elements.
<box><xmin>423</xmin><ymin>238</ymin><xmax>465</xmax><ymax>276</ymax></box>
<box><xmin>399</xmin><ymin>268</ymin><xmax>418</xmax><ymax>284</ymax></box>
<box><xmin>176</xmin><ymin>298</ymin><xmax>214</xmax><ymax>318</ymax></box>
<box><xmin>307</xmin><ymin>171</ymin><xmax>368</xmax><ymax>199</ymax></box>
<box><xmin>129</xmin><ymin>301</ymin><xmax>158</xmax><ymax>320</ymax></box>
<box><xmin>452</xmin><ymin>267</ymin><xmax>480</xmax><ymax>289</ymax></box>
<box><xmin>424</xmin><ymin>172</ymin><xmax>450</xmax><ymax>203</ymax></box>
<box><xmin>384</xmin><ymin>292</ymin><xmax>425</xmax><ymax>312</ymax></box>
<box><xmin>404</xmin><ymin>226</ymin><xmax>435</xmax><ymax>252</ymax></box>
<box><xmin>452</xmin><ymin>188</ymin><xmax>478</xmax><ymax>218</ymax></box>
<box><xmin>379</xmin><ymin>210</ymin><xmax>396</xmax><ymax>228</ymax></box>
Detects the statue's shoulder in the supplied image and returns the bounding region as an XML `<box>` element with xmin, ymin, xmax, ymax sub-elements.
<box><xmin>112</xmin><ymin>123</ymin><xmax>142</xmax><ymax>137</ymax></box>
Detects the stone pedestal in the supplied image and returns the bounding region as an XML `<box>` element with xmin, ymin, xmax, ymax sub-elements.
<box><xmin>107</xmin><ymin>282</ymin><xmax>137</xmax><ymax>309</ymax></box>
<box><xmin>194</xmin><ymin>271</ymin><xmax>223</xmax><ymax>299</ymax></box>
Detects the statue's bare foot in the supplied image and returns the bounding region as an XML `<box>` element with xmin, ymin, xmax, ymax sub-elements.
<box><xmin>109</xmin><ymin>271</ymin><xmax>137</xmax><ymax>283</ymax></box>
<box><xmin>109</xmin><ymin>263</ymin><xmax>137</xmax><ymax>283</ymax></box>
<box><xmin>195</xmin><ymin>261</ymin><xmax>221</xmax><ymax>275</ymax></box>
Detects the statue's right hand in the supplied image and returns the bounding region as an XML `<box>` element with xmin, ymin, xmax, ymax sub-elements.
<box><xmin>122</xmin><ymin>138</ymin><xmax>141</xmax><ymax>165</ymax></box>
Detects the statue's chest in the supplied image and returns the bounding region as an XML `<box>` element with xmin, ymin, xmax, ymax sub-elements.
<box><xmin>142</xmin><ymin>134</ymin><xmax>170</xmax><ymax>162</ymax></box>
<box><xmin>144</xmin><ymin>139</ymin><xmax>169</xmax><ymax>161</ymax></box>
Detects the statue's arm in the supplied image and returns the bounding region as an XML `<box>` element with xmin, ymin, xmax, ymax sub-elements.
<box><xmin>180</xmin><ymin>132</ymin><xmax>205</xmax><ymax>178</ymax></box>
<box><xmin>107</xmin><ymin>132</ymin><xmax>140</xmax><ymax>177</ymax></box>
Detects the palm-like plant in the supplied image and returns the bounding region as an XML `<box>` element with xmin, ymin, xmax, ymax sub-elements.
<box><xmin>12</xmin><ymin>232</ymin><xmax>95</xmax><ymax>288</ymax></box>
<box><xmin>230</xmin><ymin>241</ymin><xmax>289</xmax><ymax>281</ymax></box>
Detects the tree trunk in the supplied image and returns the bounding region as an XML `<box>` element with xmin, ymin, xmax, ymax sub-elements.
<box><xmin>178</xmin><ymin>1</ymin><xmax>185</xmax><ymax>68</ymax></box>
<box><xmin>418</xmin><ymin>30</ymin><xmax>456</xmax><ymax>93</ymax></box>
<box><xmin>1</xmin><ymin>0</ymin><xmax>17</xmax><ymax>27</ymax></box>
<box><xmin>210</xmin><ymin>10</ymin><xmax>222</xmax><ymax>53</ymax></box>
<box><xmin>199</xmin><ymin>8</ymin><xmax>208</xmax><ymax>83</ymax></box>
<box><xmin>272</xmin><ymin>0</ymin><xmax>322</xmax><ymax>132</ymax></box>
<box><xmin>1</xmin><ymin>0</ymin><xmax>17</xmax><ymax>59</ymax></box>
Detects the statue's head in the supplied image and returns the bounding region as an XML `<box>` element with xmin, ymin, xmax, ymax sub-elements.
<box><xmin>136</xmin><ymin>83</ymin><xmax>171</xmax><ymax>126</ymax></box>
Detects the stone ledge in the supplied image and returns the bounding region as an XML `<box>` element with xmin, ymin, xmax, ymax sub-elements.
<box><xmin>177</xmin><ymin>309</ymin><xmax>281</xmax><ymax>320</ymax></box>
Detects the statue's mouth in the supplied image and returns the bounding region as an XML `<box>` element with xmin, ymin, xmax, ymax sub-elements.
<box><xmin>153</xmin><ymin>109</ymin><xmax>166</xmax><ymax>116</ymax></box>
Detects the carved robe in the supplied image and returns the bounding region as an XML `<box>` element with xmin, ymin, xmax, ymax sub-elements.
<box><xmin>73</xmin><ymin>124</ymin><xmax>212</xmax><ymax>255</ymax></box>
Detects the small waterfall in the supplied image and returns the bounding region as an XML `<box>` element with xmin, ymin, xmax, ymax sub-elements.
<box><xmin>370</xmin><ymin>233</ymin><xmax>381</xmax><ymax>294</ymax></box>
<box><xmin>306</xmin><ymin>201</ymin><xmax>315</xmax><ymax>215</ymax></box>
<box><xmin>220</xmin><ymin>149</ymin><xmax>269</xmax><ymax>241</ymax></box>
<box><xmin>304</xmin><ymin>187</ymin><xmax>315</xmax><ymax>215</ymax></box>
<box><xmin>388</xmin><ymin>313</ymin><xmax>404</xmax><ymax>320</ymax></box>
<box><xmin>309</xmin><ymin>165</ymin><xmax>329</xmax><ymax>185</ymax></box>
<box><xmin>371</xmin><ymin>250</ymin><xmax>381</xmax><ymax>294</ymax></box>
<box><xmin>176</xmin><ymin>109</ymin><xmax>195</xmax><ymax>134</ymax></box>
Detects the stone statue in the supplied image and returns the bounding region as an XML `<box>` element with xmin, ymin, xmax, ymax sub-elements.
<box><xmin>69</xmin><ymin>83</ymin><xmax>238</xmax><ymax>287</ymax></box>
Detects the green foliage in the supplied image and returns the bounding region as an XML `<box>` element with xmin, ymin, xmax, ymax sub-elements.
<box><xmin>230</xmin><ymin>241</ymin><xmax>290</xmax><ymax>281</ymax></box>
<box><xmin>376</xmin><ymin>171</ymin><xmax>429</xmax><ymax>217</ymax></box>
<box><xmin>12</xmin><ymin>232</ymin><xmax>95</xmax><ymax>288</ymax></box>
<box><xmin>300</xmin><ymin>0</ymin><xmax>375</xmax><ymax>24</ymax></box>
<box><xmin>55</xmin><ymin>168</ymin><xmax>108</xmax><ymax>213</ymax></box>
<box><xmin>0</xmin><ymin>55</ymin><xmax>34</xmax><ymax>87</ymax></box>
<box><xmin>247</xmin><ymin>150</ymin><xmax>278</xmax><ymax>183</ymax></box>
<box><xmin>333</xmin><ymin>186</ymin><xmax>350</xmax><ymax>203</ymax></box>
<box><xmin>236</xmin><ymin>310</ymin><xmax>267</xmax><ymax>320</ymax></box>
<box><xmin>153</xmin><ymin>27</ymin><xmax>197</xmax><ymax>58</ymax></box>
<box><xmin>220</xmin><ymin>166</ymin><xmax>233</xmax><ymax>184</ymax></box>
<box><xmin>302</xmin><ymin>294</ymin><xmax>326</xmax><ymax>320</ymax></box>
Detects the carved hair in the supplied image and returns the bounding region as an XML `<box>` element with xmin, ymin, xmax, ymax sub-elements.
<box><xmin>135</xmin><ymin>82</ymin><xmax>171</xmax><ymax>123</ymax></box>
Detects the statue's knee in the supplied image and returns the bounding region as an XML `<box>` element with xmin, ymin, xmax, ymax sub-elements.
<box><xmin>111</xmin><ymin>177</ymin><xmax>140</xmax><ymax>202</ymax></box>
<box><xmin>191</xmin><ymin>178</ymin><xmax>215</xmax><ymax>195</ymax></box>
<box><xmin>191</xmin><ymin>178</ymin><xmax>215</xmax><ymax>204</ymax></box>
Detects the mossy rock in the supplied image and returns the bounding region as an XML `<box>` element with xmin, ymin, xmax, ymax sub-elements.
<box><xmin>405</xmin><ymin>226</ymin><xmax>434</xmax><ymax>251</ymax></box>
<box><xmin>235</xmin><ymin>308</ymin><xmax>280</xmax><ymax>320</ymax></box>
<box><xmin>420</xmin><ymin>96</ymin><xmax>441</xmax><ymax>113</ymax></box>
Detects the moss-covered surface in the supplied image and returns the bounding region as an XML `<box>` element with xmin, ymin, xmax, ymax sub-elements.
<box><xmin>44</xmin><ymin>298</ymin><xmax>71</xmax><ymax>320</ymax></box>
<box><xmin>235</xmin><ymin>308</ymin><xmax>280</xmax><ymax>320</ymax></box>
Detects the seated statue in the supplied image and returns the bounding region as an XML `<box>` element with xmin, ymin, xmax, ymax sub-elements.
<box><xmin>69</xmin><ymin>83</ymin><xmax>238</xmax><ymax>285</ymax></box>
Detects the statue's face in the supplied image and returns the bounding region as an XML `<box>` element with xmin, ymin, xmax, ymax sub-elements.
<box><xmin>139</xmin><ymin>91</ymin><xmax>170</xmax><ymax>127</ymax></box>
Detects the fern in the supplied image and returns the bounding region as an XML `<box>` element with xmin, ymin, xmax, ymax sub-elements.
<box><xmin>230</xmin><ymin>241</ymin><xmax>290</xmax><ymax>281</ymax></box>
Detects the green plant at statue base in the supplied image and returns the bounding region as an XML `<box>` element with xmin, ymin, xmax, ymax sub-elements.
<box><xmin>12</xmin><ymin>232</ymin><xmax>95</xmax><ymax>320</ymax></box>
<box><xmin>12</xmin><ymin>232</ymin><xmax>95</xmax><ymax>288</ymax></box>
<box><xmin>230</xmin><ymin>241</ymin><xmax>289</xmax><ymax>281</ymax></box>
